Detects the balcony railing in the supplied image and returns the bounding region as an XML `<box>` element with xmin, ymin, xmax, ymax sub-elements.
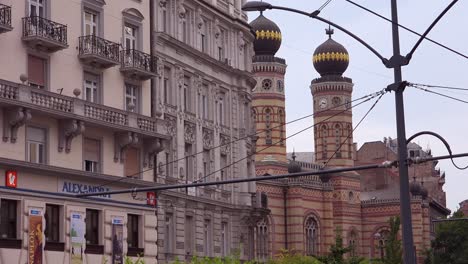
<box><xmin>0</xmin><ymin>4</ymin><xmax>12</xmax><ymax>33</ymax></box>
<box><xmin>120</xmin><ymin>49</ymin><xmax>157</xmax><ymax>80</ymax></box>
<box><xmin>78</xmin><ymin>35</ymin><xmax>120</xmax><ymax>68</ymax></box>
<box><xmin>0</xmin><ymin>79</ymin><xmax>166</xmax><ymax>138</ymax></box>
<box><xmin>22</xmin><ymin>16</ymin><xmax>68</xmax><ymax>51</ymax></box>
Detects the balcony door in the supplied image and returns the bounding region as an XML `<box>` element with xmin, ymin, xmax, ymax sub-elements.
<box><xmin>124</xmin><ymin>25</ymin><xmax>137</xmax><ymax>50</ymax></box>
<box><xmin>84</xmin><ymin>11</ymin><xmax>98</xmax><ymax>36</ymax></box>
<box><xmin>29</xmin><ymin>0</ymin><xmax>46</xmax><ymax>17</ymax></box>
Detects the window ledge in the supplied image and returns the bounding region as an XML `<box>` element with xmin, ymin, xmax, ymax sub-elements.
<box><xmin>128</xmin><ymin>247</ymin><xmax>144</xmax><ymax>257</ymax></box>
<box><xmin>85</xmin><ymin>244</ymin><xmax>104</xmax><ymax>254</ymax></box>
<box><xmin>0</xmin><ymin>239</ymin><xmax>22</xmax><ymax>249</ymax></box>
<box><xmin>45</xmin><ymin>241</ymin><xmax>65</xmax><ymax>251</ymax></box>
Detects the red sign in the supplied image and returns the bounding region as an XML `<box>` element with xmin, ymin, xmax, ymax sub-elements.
<box><xmin>5</xmin><ymin>170</ymin><xmax>17</xmax><ymax>188</ymax></box>
<box><xmin>147</xmin><ymin>192</ymin><xmax>157</xmax><ymax>206</ymax></box>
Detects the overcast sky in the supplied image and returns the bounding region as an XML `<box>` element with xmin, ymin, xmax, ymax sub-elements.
<box><xmin>248</xmin><ymin>0</ymin><xmax>468</xmax><ymax>212</ymax></box>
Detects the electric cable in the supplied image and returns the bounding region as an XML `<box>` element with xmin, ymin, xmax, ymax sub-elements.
<box><xmin>409</xmin><ymin>83</ymin><xmax>468</xmax><ymax>92</ymax></box>
<box><xmin>411</xmin><ymin>85</ymin><xmax>468</xmax><ymax>104</ymax></box>
<box><xmin>195</xmin><ymin>90</ymin><xmax>386</xmax><ymax>183</ymax></box>
<box><xmin>323</xmin><ymin>92</ymin><xmax>386</xmax><ymax>167</ymax></box>
<box><xmin>318</xmin><ymin>0</ymin><xmax>333</xmax><ymax>11</ymax></box>
<box><xmin>95</xmin><ymin>89</ymin><xmax>386</xmax><ymax>188</ymax></box>
<box><xmin>343</xmin><ymin>0</ymin><xmax>468</xmax><ymax>61</ymax></box>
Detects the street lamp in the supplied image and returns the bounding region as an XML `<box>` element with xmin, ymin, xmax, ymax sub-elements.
<box><xmin>242</xmin><ymin>1</ymin><xmax>459</xmax><ymax>263</ymax></box>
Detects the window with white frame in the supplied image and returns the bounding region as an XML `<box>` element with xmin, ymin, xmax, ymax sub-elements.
<box><xmin>27</xmin><ymin>126</ymin><xmax>46</xmax><ymax>164</ymax></box>
<box><xmin>84</xmin><ymin>72</ymin><xmax>99</xmax><ymax>103</ymax></box>
<box><xmin>305</xmin><ymin>217</ymin><xmax>318</xmax><ymax>256</ymax></box>
<box><xmin>29</xmin><ymin>0</ymin><xmax>46</xmax><ymax>17</ymax></box>
<box><xmin>125</xmin><ymin>83</ymin><xmax>139</xmax><ymax>112</ymax></box>
<box><xmin>84</xmin><ymin>10</ymin><xmax>98</xmax><ymax>36</ymax></box>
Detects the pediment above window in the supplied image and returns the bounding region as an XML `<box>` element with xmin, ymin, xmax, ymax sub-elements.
<box><xmin>122</xmin><ymin>8</ymin><xmax>145</xmax><ymax>22</ymax></box>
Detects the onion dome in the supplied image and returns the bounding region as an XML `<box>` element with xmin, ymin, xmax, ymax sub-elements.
<box><xmin>288</xmin><ymin>152</ymin><xmax>302</xmax><ymax>173</ymax></box>
<box><xmin>313</xmin><ymin>27</ymin><xmax>349</xmax><ymax>76</ymax></box>
<box><xmin>420</xmin><ymin>181</ymin><xmax>428</xmax><ymax>200</ymax></box>
<box><xmin>410</xmin><ymin>177</ymin><xmax>422</xmax><ymax>196</ymax></box>
<box><xmin>250</xmin><ymin>13</ymin><xmax>282</xmax><ymax>56</ymax></box>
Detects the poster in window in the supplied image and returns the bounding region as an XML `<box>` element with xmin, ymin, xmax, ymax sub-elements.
<box><xmin>70</xmin><ymin>212</ymin><xmax>85</xmax><ymax>264</ymax></box>
<box><xmin>112</xmin><ymin>217</ymin><xmax>124</xmax><ymax>264</ymax></box>
<box><xmin>28</xmin><ymin>209</ymin><xmax>43</xmax><ymax>264</ymax></box>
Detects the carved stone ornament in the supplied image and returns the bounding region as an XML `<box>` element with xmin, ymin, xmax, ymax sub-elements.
<box><xmin>202</xmin><ymin>128</ymin><xmax>213</xmax><ymax>149</ymax></box>
<box><xmin>143</xmin><ymin>138</ymin><xmax>165</xmax><ymax>168</ymax></box>
<box><xmin>220</xmin><ymin>134</ymin><xmax>230</xmax><ymax>155</ymax></box>
<box><xmin>156</xmin><ymin>57</ymin><xmax>165</xmax><ymax>78</ymax></box>
<box><xmin>58</xmin><ymin>119</ymin><xmax>85</xmax><ymax>153</ymax></box>
<box><xmin>214</xmin><ymin>19</ymin><xmax>221</xmax><ymax>39</ymax></box>
<box><xmin>2</xmin><ymin>107</ymin><xmax>32</xmax><ymax>143</ymax></box>
<box><xmin>184</xmin><ymin>122</ymin><xmax>196</xmax><ymax>143</ymax></box>
<box><xmin>165</xmin><ymin>115</ymin><xmax>177</xmax><ymax>136</ymax></box>
<box><xmin>176</xmin><ymin>67</ymin><xmax>185</xmax><ymax>88</ymax></box>
<box><xmin>159</xmin><ymin>0</ymin><xmax>167</xmax><ymax>8</ymax></box>
<box><xmin>196</xmin><ymin>8</ymin><xmax>204</xmax><ymax>29</ymax></box>
<box><xmin>114</xmin><ymin>132</ymin><xmax>139</xmax><ymax>163</ymax></box>
<box><xmin>178</xmin><ymin>0</ymin><xmax>186</xmax><ymax>18</ymax></box>
<box><xmin>238</xmin><ymin>31</ymin><xmax>245</xmax><ymax>50</ymax></box>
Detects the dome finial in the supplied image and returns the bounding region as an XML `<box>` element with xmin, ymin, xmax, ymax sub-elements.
<box><xmin>326</xmin><ymin>25</ymin><xmax>334</xmax><ymax>39</ymax></box>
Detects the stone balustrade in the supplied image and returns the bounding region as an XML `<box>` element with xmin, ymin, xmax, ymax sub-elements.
<box><xmin>0</xmin><ymin>79</ymin><xmax>167</xmax><ymax>138</ymax></box>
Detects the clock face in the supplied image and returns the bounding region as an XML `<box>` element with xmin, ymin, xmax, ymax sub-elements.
<box><xmin>319</xmin><ymin>98</ymin><xmax>328</xmax><ymax>109</ymax></box>
<box><xmin>332</xmin><ymin>96</ymin><xmax>342</xmax><ymax>106</ymax></box>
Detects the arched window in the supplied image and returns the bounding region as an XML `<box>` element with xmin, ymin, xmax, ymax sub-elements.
<box><xmin>321</xmin><ymin>125</ymin><xmax>328</xmax><ymax>159</ymax></box>
<box><xmin>305</xmin><ymin>217</ymin><xmax>319</xmax><ymax>255</ymax></box>
<box><xmin>256</xmin><ymin>218</ymin><xmax>269</xmax><ymax>261</ymax></box>
<box><xmin>347</xmin><ymin>124</ymin><xmax>353</xmax><ymax>159</ymax></box>
<box><xmin>348</xmin><ymin>229</ymin><xmax>358</xmax><ymax>256</ymax></box>
<box><xmin>374</xmin><ymin>230</ymin><xmax>389</xmax><ymax>259</ymax></box>
<box><xmin>265</xmin><ymin>108</ymin><xmax>272</xmax><ymax>145</ymax></box>
<box><xmin>335</xmin><ymin>124</ymin><xmax>342</xmax><ymax>158</ymax></box>
<box><xmin>278</xmin><ymin>109</ymin><xmax>285</xmax><ymax>146</ymax></box>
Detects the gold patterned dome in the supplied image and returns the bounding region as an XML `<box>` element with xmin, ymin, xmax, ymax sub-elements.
<box><xmin>250</xmin><ymin>13</ymin><xmax>282</xmax><ymax>56</ymax></box>
<box><xmin>313</xmin><ymin>28</ymin><xmax>349</xmax><ymax>76</ymax></box>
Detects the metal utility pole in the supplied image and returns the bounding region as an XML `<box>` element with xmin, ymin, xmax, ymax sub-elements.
<box><xmin>389</xmin><ymin>0</ymin><xmax>415</xmax><ymax>262</ymax></box>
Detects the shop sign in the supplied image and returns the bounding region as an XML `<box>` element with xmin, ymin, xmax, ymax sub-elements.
<box><xmin>58</xmin><ymin>179</ymin><xmax>112</xmax><ymax>198</ymax></box>
<box><xmin>147</xmin><ymin>192</ymin><xmax>157</xmax><ymax>206</ymax></box>
<box><xmin>5</xmin><ymin>170</ymin><xmax>17</xmax><ymax>188</ymax></box>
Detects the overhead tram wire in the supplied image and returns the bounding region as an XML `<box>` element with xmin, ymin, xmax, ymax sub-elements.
<box><xmin>95</xmin><ymin>89</ymin><xmax>386</xmax><ymax>188</ymax></box>
<box><xmin>343</xmin><ymin>0</ymin><xmax>468</xmax><ymax>61</ymax></box>
<box><xmin>195</xmin><ymin>90</ymin><xmax>387</xmax><ymax>184</ymax></box>
<box><xmin>411</xmin><ymin>85</ymin><xmax>468</xmax><ymax>105</ymax></box>
<box><xmin>318</xmin><ymin>0</ymin><xmax>333</xmax><ymax>12</ymax></box>
<box><xmin>76</xmin><ymin>151</ymin><xmax>468</xmax><ymax>198</ymax></box>
<box><xmin>323</xmin><ymin>92</ymin><xmax>385</xmax><ymax>167</ymax></box>
<box><xmin>409</xmin><ymin>82</ymin><xmax>468</xmax><ymax>92</ymax></box>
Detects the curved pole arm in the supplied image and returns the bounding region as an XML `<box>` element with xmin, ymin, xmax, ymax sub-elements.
<box><xmin>406</xmin><ymin>0</ymin><xmax>459</xmax><ymax>62</ymax></box>
<box><xmin>270</xmin><ymin>5</ymin><xmax>389</xmax><ymax>66</ymax></box>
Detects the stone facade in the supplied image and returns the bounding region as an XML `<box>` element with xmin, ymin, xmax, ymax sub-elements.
<box><xmin>0</xmin><ymin>0</ymin><xmax>261</xmax><ymax>263</ymax></box>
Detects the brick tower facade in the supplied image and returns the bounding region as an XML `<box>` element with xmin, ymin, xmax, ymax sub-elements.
<box><xmin>311</xmin><ymin>28</ymin><xmax>354</xmax><ymax>168</ymax></box>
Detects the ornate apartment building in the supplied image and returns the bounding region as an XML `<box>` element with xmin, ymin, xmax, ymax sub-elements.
<box><xmin>0</xmin><ymin>0</ymin><xmax>262</xmax><ymax>263</ymax></box>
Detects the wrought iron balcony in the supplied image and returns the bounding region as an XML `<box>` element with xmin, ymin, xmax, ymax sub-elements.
<box><xmin>0</xmin><ymin>79</ymin><xmax>167</xmax><ymax>139</ymax></box>
<box><xmin>120</xmin><ymin>49</ymin><xmax>157</xmax><ymax>80</ymax></box>
<box><xmin>22</xmin><ymin>16</ymin><xmax>68</xmax><ymax>52</ymax></box>
<box><xmin>78</xmin><ymin>35</ymin><xmax>120</xmax><ymax>69</ymax></box>
<box><xmin>0</xmin><ymin>4</ymin><xmax>12</xmax><ymax>33</ymax></box>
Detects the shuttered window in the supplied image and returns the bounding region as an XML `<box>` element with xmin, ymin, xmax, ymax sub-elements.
<box><xmin>28</xmin><ymin>55</ymin><xmax>46</xmax><ymax>89</ymax></box>
<box><xmin>27</xmin><ymin>126</ymin><xmax>46</xmax><ymax>164</ymax></box>
<box><xmin>125</xmin><ymin>147</ymin><xmax>140</xmax><ymax>178</ymax></box>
